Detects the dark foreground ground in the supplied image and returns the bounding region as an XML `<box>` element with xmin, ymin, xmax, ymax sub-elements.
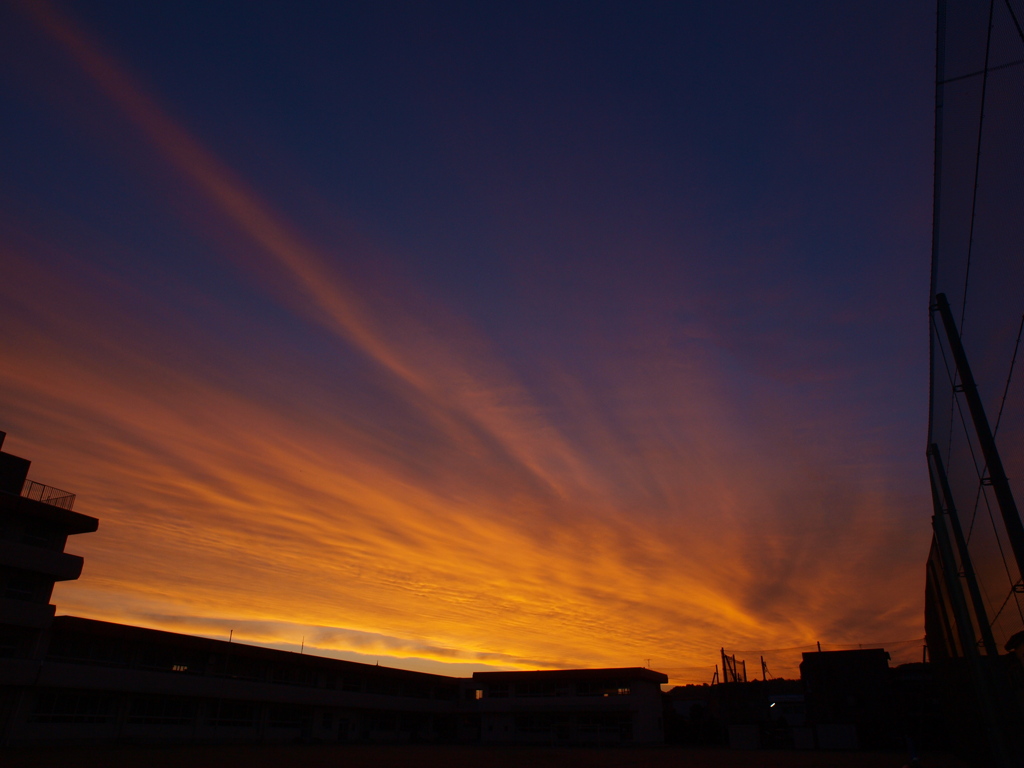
<box><xmin>1</xmin><ymin>744</ymin><xmax>974</xmax><ymax>768</ymax></box>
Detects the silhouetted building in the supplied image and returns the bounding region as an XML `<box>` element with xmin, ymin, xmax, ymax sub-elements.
<box><xmin>664</xmin><ymin>654</ymin><xmax>949</xmax><ymax>753</ymax></box>
<box><xmin>10</xmin><ymin>615</ymin><xmax>463</xmax><ymax>743</ymax></box>
<box><xmin>799</xmin><ymin>648</ymin><xmax>893</xmax><ymax>749</ymax></box>
<box><xmin>471</xmin><ymin>667</ymin><xmax>667</xmax><ymax>744</ymax></box>
<box><xmin>0</xmin><ymin>431</ymin><xmax>97</xmax><ymax>641</ymax></box>
<box><xmin>664</xmin><ymin>678</ymin><xmax>806</xmax><ymax>750</ymax></box>
<box><xmin>0</xmin><ymin>431</ymin><xmax>99</xmax><ymax>737</ymax></box>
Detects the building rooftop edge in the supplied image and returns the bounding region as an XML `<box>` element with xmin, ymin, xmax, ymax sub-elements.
<box><xmin>473</xmin><ymin>667</ymin><xmax>669</xmax><ymax>683</ymax></box>
<box><xmin>51</xmin><ymin>615</ymin><xmax>464</xmax><ymax>681</ymax></box>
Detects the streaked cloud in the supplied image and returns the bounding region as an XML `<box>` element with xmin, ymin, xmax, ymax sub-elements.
<box><xmin>0</xmin><ymin>0</ymin><xmax>930</xmax><ymax>685</ymax></box>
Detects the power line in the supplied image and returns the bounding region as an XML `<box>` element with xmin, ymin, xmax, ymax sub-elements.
<box><xmin>993</xmin><ymin>312</ymin><xmax>1024</xmax><ymax>436</ymax></box>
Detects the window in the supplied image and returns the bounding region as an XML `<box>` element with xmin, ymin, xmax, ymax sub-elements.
<box><xmin>4</xmin><ymin>574</ymin><xmax>36</xmax><ymax>601</ymax></box>
<box><xmin>403</xmin><ymin>682</ymin><xmax>431</xmax><ymax>699</ymax></box>
<box><xmin>342</xmin><ymin>675</ymin><xmax>362</xmax><ymax>692</ymax></box>
<box><xmin>434</xmin><ymin>684</ymin><xmax>458</xmax><ymax>700</ymax></box>
<box><xmin>128</xmin><ymin>695</ymin><xmax>196</xmax><ymax>725</ymax></box>
<box><xmin>271</xmin><ymin>664</ymin><xmax>314</xmax><ymax>686</ymax></box>
<box><xmin>31</xmin><ymin>690</ymin><xmax>116</xmax><ymax>723</ymax></box>
<box><xmin>514</xmin><ymin>714</ymin><xmax>552</xmax><ymax>735</ymax></box>
<box><xmin>208</xmin><ymin>699</ymin><xmax>256</xmax><ymax>727</ymax></box>
<box><xmin>137</xmin><ymin>644</ymin><xmax>197</xmax><ymax>673</ymax></box>
<box><xmin>268</xmin><ymin>703</ymin><xmax>309</xmax><ymax>728</ymax></box>
<box><xmin>516</xmin><ymin>680</ymin><xmax>557</xmax><ymax>697</ymax></box>
<box><xmin>368</xmin><ymin>712</ymin><xmax>397</xmax><ymax>732</ymax></box>
<box><xmin>46</xmin><ymin>631</ymin><xmax>131</xmax><ymax>667</ymax></box>
<box><xmin>365</xmin><ymin>677</ymin><xmax>399</xmax><ymax>696</ymax></box>
<box><xmin>21</xmin><ymin>524</ymin><xmax>62</xmax><ymax>550</ymax></box>
<box><xmin>577</xmin><ymin>713</ymin><xmax>631</xmax><ymax>738</ymax></box>
<box><xmin>0</xmin><ymin>626</ymin><xmax>34</xmax><ymax>659</ymax></box>
<box><xmin>578</xmin><ymin>679</ymin><xmax>630</xmax><ymax>696</ymax></box>
<box><xmin>226</xmin><ymin>656</ymin><xmax>265</xmax><ymax>681</ymax></box>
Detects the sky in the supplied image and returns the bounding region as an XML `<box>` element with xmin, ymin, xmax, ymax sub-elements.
<box><xmin>0</xmin><ymin>0</ymin><xmax>936</xmax><ymax>682</ymax></box>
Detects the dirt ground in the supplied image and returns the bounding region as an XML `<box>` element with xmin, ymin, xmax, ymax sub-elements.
<box><xmin>1</xmin><ymin>743</ymin><xmax>975</xmax><ymax>768</ymax></box>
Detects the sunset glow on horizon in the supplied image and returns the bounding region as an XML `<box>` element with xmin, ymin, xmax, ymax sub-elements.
<box><xmin>0</xmin><ymin>1</ymin><xmax>934</xmax><ymax>682</ymax></box>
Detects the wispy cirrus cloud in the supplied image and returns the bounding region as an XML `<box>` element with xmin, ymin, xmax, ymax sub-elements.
<box><xmin>0</xmin><ymin>1</ymin><xmax>929</xmax><ymax>685</ymax></box>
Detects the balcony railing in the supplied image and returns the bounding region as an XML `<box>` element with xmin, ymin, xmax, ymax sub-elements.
<box><xmin>21</xmin><ymin>479</ymin><xmax>76</xmax><ymax>511</ymax></box>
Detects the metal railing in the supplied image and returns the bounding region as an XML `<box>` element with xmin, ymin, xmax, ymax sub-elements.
<box><xmin>21</xmin><ymin>479</ymin><xmax>76</xmax><ymax>511</ymax></box>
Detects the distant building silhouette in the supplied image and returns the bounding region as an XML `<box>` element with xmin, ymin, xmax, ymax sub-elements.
<box><xmin>799</xmin><ymin>648</ymin><xmax>892</xmax><ymax>749</ymax></box>
<box><xmin>662</xmin><ymin>651</ymin><xmax>959</xmax><ymax>753</ymax></box>
<box><xmin>472</xmin><ymin>668</ymin><xmax>667</xmax><ymax>744</ymax></box>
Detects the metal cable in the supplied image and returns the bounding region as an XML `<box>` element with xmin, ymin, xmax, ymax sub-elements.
<box><xmin>932</xmin><ymin>315</ymin><xmax>1021</xmax><ymax>622</ymax></box>
<box><xmin>959</xmin><ymin>0</ymin><xmax>997</xmax><ymax>331</ymax></box>
<box><xmin>988</xmin><ymin>581</ymin><xmax>1021</xmax><ymax>627</ymax></box>
<box><xmin>1004</xmin><ymin>0</ymin><xmax>1024</xmax><ymax>45</ymax></box>
<box><xmin>993</xmin><ymin>313</ymin><xmax>1024</xmax><ymax>436</ymax></box>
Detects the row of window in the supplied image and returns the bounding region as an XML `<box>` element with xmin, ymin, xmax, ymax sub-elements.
<box><xmin>0</xmin><ymin>624</ymin><xmax>37</xmax><ymax>659</ymax></box>
<box><xmin>44</xmin><ymin>631</ymin><xmax>459</xmax><ymax>700</ymax></box>
<box><xmin>0</xmin><ymin>513</ymin><xmax>68</xmax><ymax>552</ymax></box>
<box><xmin>29</xmin><ymin>690</ymin><xmax>445</xmax><ymax>732</ymax></box>
<box><xmin>484</xmin><ymin>681</ymin><xmax>632</xmax><ymax>698</ymax></box>
<box><xmin>0</xmin><ymin>568</ymin><xmax>51</xmax><ymax>603</ymax></box>
<box><xmin>512</xmin><ymin>713</ymin><xmax>633</xmax><ymax>738</ymax></box>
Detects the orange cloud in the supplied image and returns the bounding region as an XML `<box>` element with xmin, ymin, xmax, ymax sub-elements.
<box><xmin>1</xmin><ymin>236</ymin><xmax>926</xmax><ymax>684</ymax></box>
